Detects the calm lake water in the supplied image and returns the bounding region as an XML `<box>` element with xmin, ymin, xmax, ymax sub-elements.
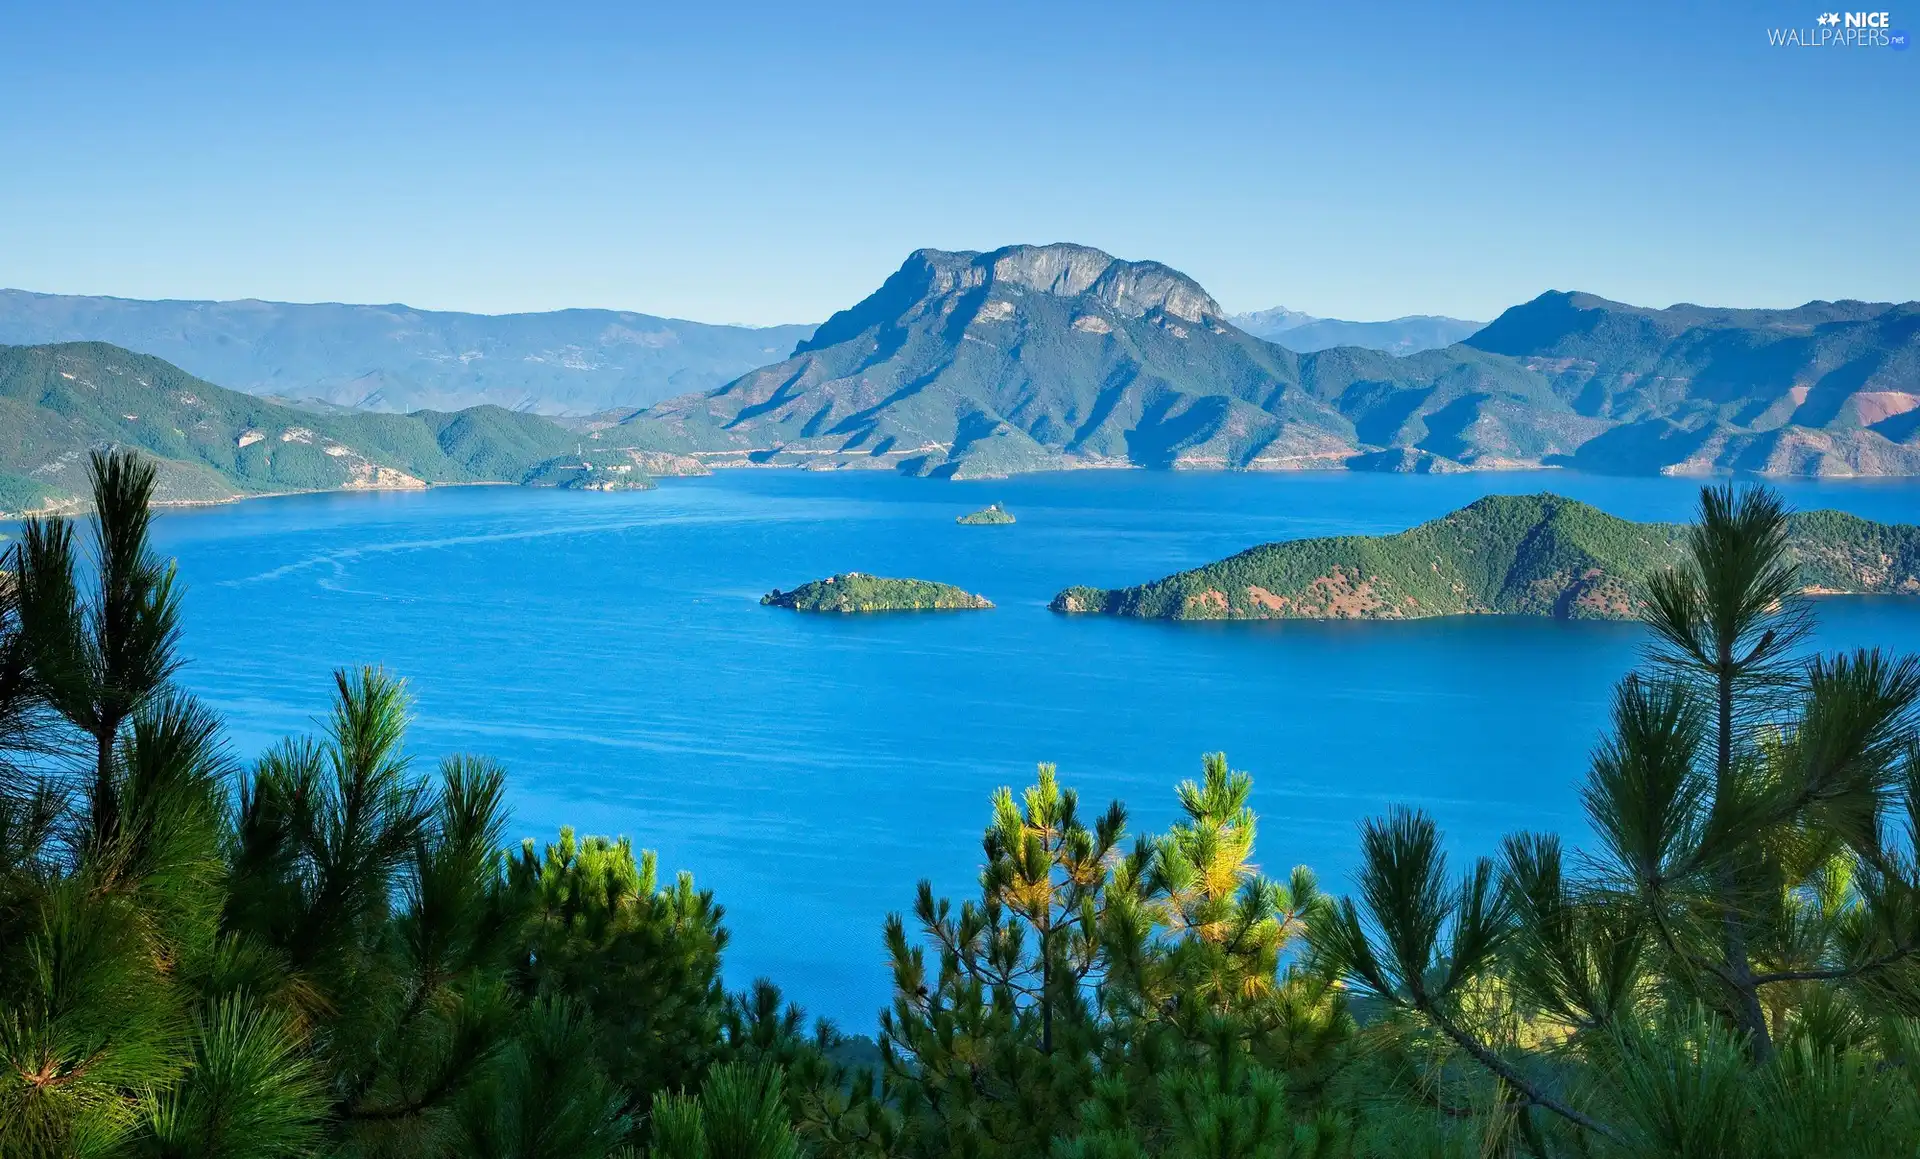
<box><xmin>113</xmin><ymin>470</ymin><xmax>1920</xmax><ymax>1026</ymax></box>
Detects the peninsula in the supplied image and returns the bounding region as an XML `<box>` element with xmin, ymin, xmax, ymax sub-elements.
<box><xmin>1051</xmin><ymin>493</ymin><xmax>1920</xmax><ymax>622</ymax></box>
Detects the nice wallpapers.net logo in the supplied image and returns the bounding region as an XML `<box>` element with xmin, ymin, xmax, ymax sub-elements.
<box><xmin>1767</xmin><ymin>10</ymin><xmax>1909</xmax><ymax>47</ymax></box>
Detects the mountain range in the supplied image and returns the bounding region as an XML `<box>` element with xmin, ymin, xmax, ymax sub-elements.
<box><xmin>5</xmin><ymin>245</ymin><xmax>1917</xmax><ymax>500</ymax></box>
<box><xmin>606</xmin><ymin>244</ymin><xmax>1920</xmax><ymax>479</ymax></box>
<box><xmin>0</xmin><ymin>289</ymin><xmax>814</xmax><ymax>416</ymax></box>
<box><xmin>1229</xmin><ymin>307</ymin><xmax>1484</xmax><ymax>355</ymax></box>
<box><xmin>0</xmin><ymin>290</ymin><xmax>1486</xmax><ymax>423</ymax></box>
<box><xmin>1465</xmin><ymin>292</ymin><xmax>1920</xmax><ymax>475</ymax></box>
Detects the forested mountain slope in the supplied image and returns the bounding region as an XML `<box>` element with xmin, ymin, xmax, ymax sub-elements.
<box><xmin>0</xmin><ymin>342</ymin><xmax>590</xmax><ymax>512</ymax></box>
<box><xmin>1052</xmin><ymin>492</ymin><xmax>1920</xmax><ymax>620</ymax></box>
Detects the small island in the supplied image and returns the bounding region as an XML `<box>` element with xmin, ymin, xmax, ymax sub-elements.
<box><xmin>762</xmin><ymin>572</ymin><xmax>994</xmax><ymax>613</ymax></box>
<box><xmin>956</xmin><ymin>503</ymin><xmax>1015</xmax><ymax>525</ymax></box>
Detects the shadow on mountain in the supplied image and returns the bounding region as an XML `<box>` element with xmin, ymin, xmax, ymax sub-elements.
<box><xmin>1557</xmin><ymin>419</ymin><xmax>1718</xmax><ymax>474</ymax></box>
<box><xmin>1346</xmin><ymin>384</ymin><xmax>1437</xmax><ymax>446</ymax></box>
<box><xmin>1791</xmin><ymin>357</ymin><xmax>1883</xmax><ymax>428</ymax></box>
<box><xmin>728</xmin><ymin>363</ymin><xmax>815</xmax><ymax>426</ymax></box>
<box><xmin>1070</xmin><ymin>370</ymin><xmax>1146</xmax><ymax>450</ymax></box>
<box><xmin>1873</xmin><ymin>409</ymin><xmax>1920</xmax><ymax>443</ymax></box>
<box><xmin>1124</xmin><ymin>394</ymin><xmax>1231</xmax><ymax>468</ymax></box>
<box><xmin>1413</xmin><ymin>394</ymin><xmax>1488</xmax><ymax>461</ymax></box>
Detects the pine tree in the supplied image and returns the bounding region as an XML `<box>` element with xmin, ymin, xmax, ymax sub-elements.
<box><xmin>508</xmin><ymin>827</ymin><xmax>729</xmax><ymax>1116</ymax></box>
<box><xmin>1310</xmin><ymin>483</ymin><xmax>1920</xmax><ymax>1153</ymax></box>
<box><xmin>14</xmin><ymin>450</ymin><xmax>183</xmax><ymax>855</ymax></box>
<box><xmin>1143</xmin><ymin>753</ymin><xmax>1329</xmax><ymax>1015</ymax></box>
<box><xmin>879</xmin><ymin>764</ymin><xmax>1127</xmax><ymax>1155</ymax></box>
<box><xmin>0</xmin><ymin>451</ymin><xmax>223</xmax><ymax>1158</ymax></box>
<box><xmin>0</xmin><ymin>451</ymin><xmax>720</xmax><ymax>1156</ymax></box>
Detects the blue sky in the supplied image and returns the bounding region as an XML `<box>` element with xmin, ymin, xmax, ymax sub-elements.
<box><xmin>0</xmin><ymin>0</ymin><xmax>1912</xmax><ymax>324</ymax></box>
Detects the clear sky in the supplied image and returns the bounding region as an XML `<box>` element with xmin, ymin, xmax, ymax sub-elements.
<box><xmin>0</xmin><ymin>0</ymin><xmax>1912</xmax><ymax>325</ymax></box>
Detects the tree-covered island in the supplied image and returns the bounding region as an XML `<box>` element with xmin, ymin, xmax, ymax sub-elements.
<box><xmin>761</xmin><ymin>572</ymin><xmax>994</xmax><ymax>612</ymax></box>
<box><xmin>956</xmin><ymin>503</ymin><xmax>1015</xmax><ymax>525</ymax></box>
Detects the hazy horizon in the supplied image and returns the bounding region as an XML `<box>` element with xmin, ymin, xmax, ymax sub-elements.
<box><xmin>10</xmin><ymin>272</ymin><xmax>1918</xmax><ymax>334</ymax></box>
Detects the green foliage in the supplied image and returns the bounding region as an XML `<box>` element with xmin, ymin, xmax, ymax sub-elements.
<box><xmin>0</xmin><ymin>470</ymin><xmax>54</xmax><ymax>516</ymax></box>
<box><xmin>0</xmin><ymin>452</ymin><xmax>721</xmax><ymax>1158</ymax></box>
<box><xmin>649</xmin><ymin>1062</ymin><xmax>801</xmax><ymax>1159</ymax></box>
<box><xmin>509</xmin><ymin>827</ymin><xmax>729</xmax><ymax>1113</ymax></box>
<box><xmin>16</xmin><ymin>450</ymin><xmax>186</xmax><ymax>851</ymax></box>
<box><xmin>0</xmin><ymin>342</ymin><xmax>583</xmax><ymax>506</ymax></box>
<box><xmin>956</xmin><ymin>504</ymin><xmax>1015</xmax><ymax>525</ymax></box>
<box><xmin>139</xmin><ymin>995</ymin><xmax>327</xmax><ymax>1159</ymax></box>
<box><xmin>877</xmin><ymin>758</ymin><xmax>1352</xmax><ymax>1158</ymax></box>
<box><xmin>1055</xmin><ymin>491</ymin><xmax>1920</xmax><ymax>622</ymax></box>
<box><xmin>0</xmin><ymin>877</ymin><xmax>189</xmax><ymax>1156</ymax></box>
<box><xmin>455</xmin><ymin>996</ymin><xmax>633</xmax><ymax>1159</ymax></box>
<box><xmin>1310</xmin><ymin>482</ymin><xmax>1920</xmax><ymax>1154</ymax></box>
<box><xmin>877</xmin><ymin>764</ymin><xmax>1120</xmax><ymax>1154</ymax></box>
<box><xmin>719</xmin><ymin>981</ymin><xmax>901</xmax><ymax>1157</ymax></box>
<box><xmin>9</xmin><ymin>455</ymin><xmax>1920</xmax><ymax>1158</ymax></box>
<box><xmin>762</xmin><ymin>573</ymin><xmax>994</xmax><ymax>612</ymax></box>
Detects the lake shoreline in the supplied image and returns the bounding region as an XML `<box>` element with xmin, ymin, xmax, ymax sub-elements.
<box><xmin>15</xmin><ymin>456</ymin><xmax>1920</xmax><ymax>523</ymax></box>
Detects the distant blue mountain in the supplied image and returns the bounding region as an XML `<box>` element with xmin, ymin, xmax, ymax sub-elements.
<box><xmin>1230</xmin><ymin>306</ymin><xmax>1485</xmax><ymax>354</ymax></box>
<box><xmin>0</xmin><ymin>289</ymin><xmax>814</xmax><ymax>416</ymax></box>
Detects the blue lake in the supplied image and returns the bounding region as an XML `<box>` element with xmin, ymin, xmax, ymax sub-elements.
<box><xmin>123</xmin><ymin>469</ymin><xmax>1920</xmax><ymax>1028</ymax></box>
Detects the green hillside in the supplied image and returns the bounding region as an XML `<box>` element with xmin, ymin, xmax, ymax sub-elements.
<box><xmin>1052</xmin><ymin>493</ymin><xmax>1920</xmax><ymax>621</ymax></box>
<box><xmin>0</xmin><ymin>341</ymin><xmax>588</xmax><ymax>512</ymax></box>
<box><xmin>0</xmin><ymin>470</ymin><xmax>55</xmax><ymax>514</ymax></box>
<box><xmin>761</xmin><ymin>572</ymin><xmax>994</xmax><ymax>612</ymax></box>
<box><xmin>1788</xmin><ymin>507</ymin><xmax>1920</xmax><ymax>592</ymax></box>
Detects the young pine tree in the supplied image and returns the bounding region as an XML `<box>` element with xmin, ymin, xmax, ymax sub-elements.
<box><xmin>880</xmin><ymin>764</ymin><xmax>1127</xmax><ymax>1155</ymax></box>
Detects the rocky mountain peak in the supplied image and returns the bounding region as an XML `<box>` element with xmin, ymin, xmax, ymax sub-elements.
<box><xmin>797</xmin><ymin>244</ymin><xmax>1223</xmax><ymax>355</ymax></box>
<box><xmin>977</xmin><ymin>243</ymin><xmax>1222</xmax><ymax>323</ymax></box>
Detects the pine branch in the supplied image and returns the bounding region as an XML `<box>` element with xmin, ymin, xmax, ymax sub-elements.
<box><xmin>1422</xmin><ymin>1005</ymin><xmax>1625</xmax><ymax>1145</ymax></box>
<box><xmin>1750</xmin><ymin>942</ymin><xmax>1918</xmax><ymax>986</ymax></box>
